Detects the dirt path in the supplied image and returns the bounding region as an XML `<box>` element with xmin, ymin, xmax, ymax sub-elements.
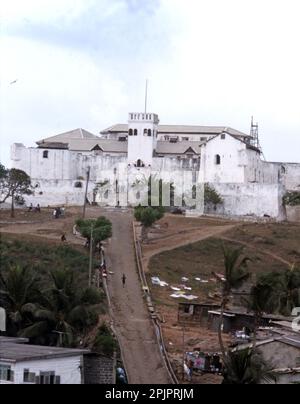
<box><xmin>103</xmin><ymin>210</ymin><xmax>171</xmax><ymax>384</ymax></box>
<box><xmin>0</xmin><ymin>207</ymin><xmax>171</xmax><ymax>384</ymax></box>
<box><xmin>220</xmin><ymin>236</ymin><xmax>292</xmax><ymax>266</ymax></box>
<box><xmin>142</xmin><ymin>224</ymin><xmax>237</xmax><ymax>271</ymax></box>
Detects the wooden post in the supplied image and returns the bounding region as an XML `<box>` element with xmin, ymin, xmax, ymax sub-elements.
<box><xmin>88</xmin><ymin>224</ymin><xmax>94</xmax><ymax>287</ymax></box>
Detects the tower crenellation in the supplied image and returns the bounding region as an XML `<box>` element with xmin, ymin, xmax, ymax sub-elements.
<box><xmin>127</xmin><ymin>112</ymin><xmax>159</xmax><ymax>167</ymax></box>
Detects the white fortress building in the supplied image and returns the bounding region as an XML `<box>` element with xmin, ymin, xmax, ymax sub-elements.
<box><xmin>11</xmin><ymin>112</ymin><xmax>300</xmax><ymax>220</ymax></box>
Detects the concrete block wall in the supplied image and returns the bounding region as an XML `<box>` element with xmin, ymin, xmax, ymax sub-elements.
<box><xmin>84</xmin><ymin>354</ymin><xmax>115</xmax><ymax>385</ymax></box>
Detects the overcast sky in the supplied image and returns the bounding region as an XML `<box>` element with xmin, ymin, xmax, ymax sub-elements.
<box><xmin>1</xmin><ymin>0</ymin><xmax>300</xmax><ymax>167</ymax></box>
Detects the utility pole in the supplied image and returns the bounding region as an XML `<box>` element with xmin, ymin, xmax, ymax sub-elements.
<box><xmin>144</xmin><ymin>79</ymin><xmax>148</xmax><ymax>114</ymax></box>
<box><xmin>83</xmin><ymin>166</ymin><xmax>91</xmax><ymax>219</ymax></box>
<box><xmin>89</xmin><ymin>224</ymin><xmax>94</xmax><ymax>287</ymax></box>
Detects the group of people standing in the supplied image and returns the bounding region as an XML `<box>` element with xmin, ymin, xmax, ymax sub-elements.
<box><xmin>28</xmin><ymin>203</ymin><xmax>41</xmax><ymax>213</ymax></box>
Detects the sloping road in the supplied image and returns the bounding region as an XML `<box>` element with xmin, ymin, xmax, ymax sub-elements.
<box><xmin>104</xmin><ymin>209</ymin><xmax>171</xmax><ymax>385</ymax></box>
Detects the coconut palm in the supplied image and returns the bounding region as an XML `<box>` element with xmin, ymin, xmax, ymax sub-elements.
<box><xmin>0</xmin><ymin>265</ymin><xmax>40</xmax><ymax>334</ymax></box>
<box><xmin>222</xmin><ymin>348</ymin><xmax>274</xmax><ymax>385</ymax></box>
<box><xmin>21</xmin><ymin>269</ymin><xmax>102</xmax><ymax>347</ymax></box>
<box><xmin>246</xmin><ymin>282</ymin><xmax>273</xmax><ymax>350</ymax></box>
<box><xmin>256</xmin><ymin>265</ymin><xmax>300</xmax><ymax>316</ymax></box>
<box><xmin>218</xmin><ymin>246</ymin><xmax>251</xmax><ymax>357</ymax></box>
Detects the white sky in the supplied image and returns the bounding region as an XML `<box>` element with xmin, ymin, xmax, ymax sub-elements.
<box><xmin>0</xmin><ymin>0</ymin><xmax>300</xmax><ymax>166</ymax></box>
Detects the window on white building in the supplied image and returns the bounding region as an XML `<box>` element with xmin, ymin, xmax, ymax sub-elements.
<box><xmin>0</xmin><ymin>365</ymin><xmax>14</xmax><ymax>382</ymax></box>
<box><xmin>43</xmin><ymin>150</ymin><xmax>49</xmax><ymax>159</ymax></box>
<box><xmin>221</xmin><ymin>134</ymin><xmax>226</xmax><ymax>140</ymax></box>
<box><xmin>129</xmin><ymin>129</ymin><xmax>133</xmax><ymax>136</ymax></box>
<box><xmin>23</xmin><ymin>369</ymin><xmax>36</xmax><ymax>384</ymax></box>
<box><xmin>215</xmin><ymin>155</ymin><xmax>221</xmax><ymax>165</ymax></box>
<box><xmin>35</xmin><ymin>371</ymin><xmax>61</xmax><ymax>385</ymax></box>
<box><xmin>134</xmin><ymin>129</ymin><xmax>138</xmax><ymax>136</ymax></box>
<box><xmin>148</xmin><ymin>129</ymin><xmax>152</xmax><ymax>137</ymax></box>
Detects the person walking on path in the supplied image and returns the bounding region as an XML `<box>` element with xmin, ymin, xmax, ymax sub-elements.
<box><xmin>122</xmin><ymin>274</ymin><xmax>126</xmax><ymax>288</ymax></box>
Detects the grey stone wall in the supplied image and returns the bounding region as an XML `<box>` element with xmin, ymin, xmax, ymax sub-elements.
<box><xmin>84</xmin><ymin>354</ymin><xmax>115</xmax><ymax>385</ymax></box>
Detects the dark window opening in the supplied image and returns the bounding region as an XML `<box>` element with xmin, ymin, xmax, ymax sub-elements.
<box><xmin>43</xmin><ymin>150</ymin><xmax>49</xmax><ymax>159</ymax></box>
<box><xmin>221</xmin><ymin>133</ymin><xmax>226</xmax><ymax>140</ymax></box>
<box><xmin>148</xmin><ymin>129</ymin><xmax>152</xmax><ymax>137</ymax></box>
<box><xmin>215</xmin><ymin>155</ymin><xmax>221</xmax><ymax>165</ymax></box>
<box><xmin>129</xmin><ymin>129</ymin><xmax>133</xmax><ymax>136</ymax></box>
<box><xmin>134</xmin><ymin>129</ymin><xmax>138</xmax><ymax>136</ymax></box>
<box><xmin>0</xmin><ymin>365</ymin><xmax>14</xmax><ymax>382</ymax></box>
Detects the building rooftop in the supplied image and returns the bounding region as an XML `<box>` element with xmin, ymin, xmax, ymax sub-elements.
<box><xmin>36</xmin><ymin>138</ymin><xmax>205</xmax><ymax>155</ymax></box>
<box><xmin>234</xmin><ymin>334</ymin><xmax>300</xmax><ymax>352</ymax></box>
<box><xmin>0</xmin><ymin>337</ymin><xmax>28</xmax><ymax>344</ymax></box>
<box><xmin>0</xmin><ymin>340</ymin><xmax>89</xmax><ymax>363</ymax></box>
<box><xmin>101</xmin><ymin>124</ymin><xmax>251</xmax><ymax>139</ymax></box>
<box><xmin>36</xmin><ymin>128</ymin><xmax>99</xmax><ymax>146</ymax></box>
<box><xmin>156</xmin><ymin>141</ymin><xmax>203</xmax><ymax>155</ymax></box>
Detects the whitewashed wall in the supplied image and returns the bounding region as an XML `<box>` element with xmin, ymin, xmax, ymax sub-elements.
<box><xmin>200</xmin><ymin>134</ymin><xmax>246</xmax><ymax>183</ymax></box>
<box><xmin>1</xmin><ymin>356</ymin><xmax>83</xmax><ymax>384</ymax></box>
<box><xmin>210</xmin><ymin>183</ymin><xmax>286</xmax><ymax>220</ymax></box>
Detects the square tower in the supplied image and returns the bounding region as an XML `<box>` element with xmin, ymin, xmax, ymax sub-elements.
<box><xmin>127</xmin><ymin>112</ymin><xmax>159</xmax><ymax>167</ymax></box>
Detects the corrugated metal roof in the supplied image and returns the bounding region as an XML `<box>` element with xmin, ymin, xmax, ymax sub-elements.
<box><xmin>37</xmin><ymin>128</ymin><xmax>99</xmax><ymax>145</ymax></box>
<box><xmin>68</xmin><ymin>139</ymin><xmax>128</xmax><ymax>153</ymax></box>
<box><xmin>70</xmin><ymin>140</ymin><xmax>203</xmax><ymax>154</ymax></box>
<box><xmin>156</xmin><ymin>141</ymin><xmax>203</xmax><ymax>155</ymax></box>
<box><xmin>0</xmin><ymin>343</ymin><xmax>89</xmax><ymax>362</ymax></box>
<box><xmin>101</xmin><ymin>124</ymin><xmax>250</xmax><ymax>139</ymax></box>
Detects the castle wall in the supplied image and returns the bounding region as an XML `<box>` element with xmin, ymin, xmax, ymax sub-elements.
<box><xmin>200</xmin><ymin>135</ymin><xmax>246</xmax><ymax>183</ymax></box>
<box><xmin>208</xmin><ymin>183</ymin><xmax>286</xmax><ymax>220</ymax></box>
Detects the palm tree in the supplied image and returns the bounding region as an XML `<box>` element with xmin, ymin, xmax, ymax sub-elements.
<box><xmin>256</xmin><ymin>265</ymin><xmax>300</xmax><ymax>316</ymax></box>
<box><xmin>0</xmin><ymin>265</ymin><xmax>40</xmax><ymax>334</ymax></box>
<box><xmin>218</xmin><ymin>246</ymin><xmax>250</xmax><ymax>357</ymax></box>
<box><xmin>222</xmin><ymin>348</ymin><xmax>274</xmax><ymax>385</ymax></box>
<box><xmin>21</xmin><ymin>269</ymin><xmax>102</xmax><ymax>347</ymax></box>
<box><xmin>246</xmin><ymin>282</ymin><xmax>272</xmax><ymax>350</ymax></box>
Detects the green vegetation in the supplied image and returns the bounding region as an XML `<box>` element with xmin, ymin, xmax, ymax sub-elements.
<box><xmin>92</xmin><ymin>323</ymin><xmax>117</xmax><ymax>357</ymax></box>
<box><xmin>0</xmin><ymin>163</ymin><xmax>33</xmax><ymax>217</ymax></box>
<box><xmin>218</xmin><ymin>247</ymin><xmax>250</xmax><ymax>356</ymax></box>
<box><xmin>204</xmin><ymin>184</ymin><xmax>223</xmax><ymax>206</ymax></box>
<box><xmin>223</xmin><ymin>349</ymin><xmax>274</xmax><ymax>385</ymax></box>
<box><xmin>284</xmin><ymin>191</ymin><xmax>300</xmax><ymax>206</ymax></box>
<box><xmin>76</xmin><ymin>216</ymin><xmax>112</xmax><ymax>246</ymax></box>
<box><xmin>252</xmin><ymin>265</ymin><xmax>300</xmax><ymax>316</ymax></box>
<box><xmin>0</xmin><ymin>237</ymin><xmax>106</xmax><ymax>347</ymax></box>
<box><xmin>134</xmin><ymin>206</ymin><xmax>165</xmax><ymax>241</ymax></box>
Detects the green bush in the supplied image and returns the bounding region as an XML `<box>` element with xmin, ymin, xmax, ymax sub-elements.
<box><xmin>134</xmin><ymin>206</ymin><xmax>165</xmax><ymax>228</ymax></box>
<box><xmin>76</xmin><ymin>216</ymin><xmax>112</xmax><ymax>244</ymax></box>
<box><xmin>283</xmin><ymin>191</ymin><xmax>300</xmax><ymax>206</ymax></box>
<box><xmin>204</xmin><ymin>184</ymin><xmax>223</xmax><ymax>206</ymax></box>
<box><xmin>93</xmin><ymin>323</ymin><xmax>117</xmax><ymax>357</ymax></box>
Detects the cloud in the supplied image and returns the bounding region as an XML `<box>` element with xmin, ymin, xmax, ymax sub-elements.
<box><xmin>0</xmin><ymin>0</ymin><xmax>300</xmax><ymax>166</ymax></box>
